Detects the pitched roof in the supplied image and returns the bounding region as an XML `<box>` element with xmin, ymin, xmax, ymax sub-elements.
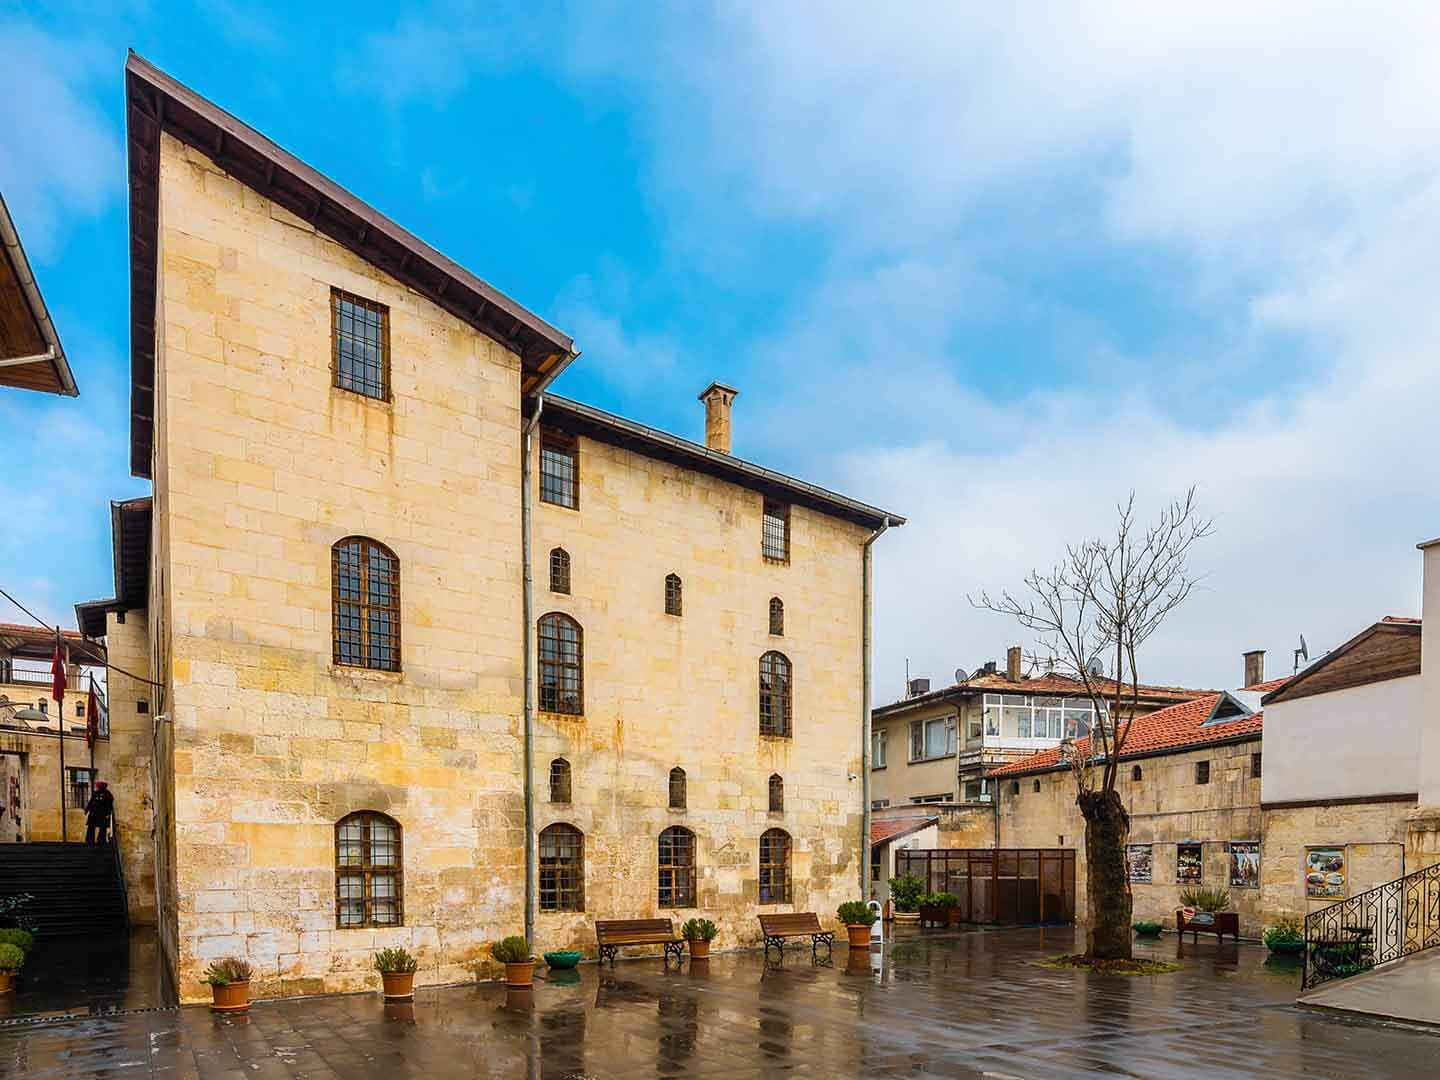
<box><xmin>987</xmin><ymin>692</ymin><xmax>1263</xmax><ymax>778</ymax></box>
<box><xmin>124</xmin><ymin>52</ymin><xmax>576</xmax><ymax>479</ymax></box>
<box><xmin>1262</xmin><ymin>618</ymin><xmax>1421</xmax><ymax>706</ymax></box>
<box><xmin>1</xmin><ymin>191</ymin><xmax>77</xmax><ymax>396</ymax></box>
<box><xmin>871</xmin><ymin>816</ymin><xmax>938</xmax><ymax>847</ymax></box>
<box><xmin>874</xmin><ymin>671</ymin><xmax>1210</xmax><ymax>719</ymax></box>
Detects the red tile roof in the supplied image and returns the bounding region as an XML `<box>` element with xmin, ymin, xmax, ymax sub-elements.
<box><xmin>987</xmin><ymin>693</ymin><xmax>1264</xmax><ymax>778</ymax></box>
<box><xmin>1382</xmin><ymin>616</ymin><xmax>1421</xmax><ymax>625</ymax></box>
<box><xmin>870</xmin><ymin>816</ymin><xmax>939</xmax><ymax>846</ymax></box>
<box><xmin>1242</xmin><ymin>676</ymin><xmax>1292</xmax><ymax>693</ymax></box>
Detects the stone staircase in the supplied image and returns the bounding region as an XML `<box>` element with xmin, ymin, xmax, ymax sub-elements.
<box><xmin>0</xmin><ymin>842</ymin><xmax>128</xmax><ymax>938</ymax></box>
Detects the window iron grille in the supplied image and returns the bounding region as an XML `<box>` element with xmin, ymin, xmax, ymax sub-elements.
<box><xmin>540</xmin><ymin>430</ymin><xmax>578</xmax><ymax>509</ymax></box>
<box><xmin>658</xmin><ymin>826</ymin><xmax>697</xmax><ymax>908</ymax></box>
<box><xmin>759</xmin><ymin>828</ymin><xmax>792</xmax><ymax>904</ymax></box>
<box><xmin>665</xmin><ymin>574</ymin><xmax>682</xmax><ymax>617</ymax></box>
<box><xmin>538</xmin><ymin>613</ymin><xmax>584</xmax><ymax>715</ymax></box>
<box><xmin>550</xmin><ymin>758</ymin><xmax>572</xmax><ymax>803</ymax></box>
<box><xmin>759</xmin><ymin>651</ymin><xmax>792</xmax><ymax>737</ymax></box>
<box><xmin>539</xmin><ymin>823</ymin><xmax>585</xmax><ymax>912</ymax></box>
<box><xmin>768</xmin><ymin>774</ymin><xmax>783</xmax><ymax>813</ymax></box>
<box><xmin>332</xmin><ymin>538</ymin><xmax>401</xmax><ymax>672</ymax></box>
<box><xmin>335</xmin><ymin>812</ymin><xmax>403</xmax><ymax>928</ymax></box>
<box><xmin>549</xmin><ymin>548</ymin><xmax>571</xmax><ymax>594</ymax></box>
<box><xmin>768</xmin><ymin>597</ymin><xmax>784</xmax><ymax>636</ymax></box>
<box><xmin>668</xmin><ymin>767</ymin><xmax>687</xmax><ymax>810</ymax></box>
<box><xmin>762</xmin><ymin>500</ymin><xmax>790</xmax><ymax>562</ymax></box>
<box><xmin>331</xmin><ymin>289</ymin><xmax>390</xmax><ymax>401</ymax></box>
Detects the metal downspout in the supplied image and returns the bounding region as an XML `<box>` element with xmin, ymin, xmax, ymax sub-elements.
<box><xmin>860</xmin><ymin>516</ymin><xmax>892</xmax><ymax>897</ymax></box>
<box><xmin>521</xmin><ymin>395</ymin><xmax>544</xmax><ymax>948</ymax></box>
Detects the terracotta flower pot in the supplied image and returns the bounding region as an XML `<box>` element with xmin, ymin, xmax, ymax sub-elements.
<box><xmin>210</xmin><ymin>980</ymin><xmax>250</xmax><ymax>1012</ymax></box>
<box><xmin>0</xmin><ymin>971</ymin><xmax>14</xmax><ymax>995</ymax></box>
<box><xmin>381</xmin><ymin>971</ymin><xmax>415</xmax><ymax>1001</ymax></box>
<box><xmin>846</xmin><ymin>924</ymin><xmax>873</xmax><ymax>948</ymax></box>
<box><xmin>504</xmin><ymin>960</ymin><xmax>535</xmax><ymax>988</ymax></box>
<box><xmin>688</xmin><ymin>939</ymin><xmax>711</xmax><ymax>959</ymax></box>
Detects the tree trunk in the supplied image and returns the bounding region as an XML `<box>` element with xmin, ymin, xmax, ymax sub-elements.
<box><xmin>1078</xmin><ymin>788</ymin><xmax>1132</xmax><ymax>960</ymax></box>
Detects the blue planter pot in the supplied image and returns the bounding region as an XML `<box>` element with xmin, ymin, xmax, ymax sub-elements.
<box><xmin>543</xmin><ymin>950</ymin><xmax>583</xmax><ymax>969</ymax></box>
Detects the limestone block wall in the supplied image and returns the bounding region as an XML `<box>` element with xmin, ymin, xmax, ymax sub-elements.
<box><xmin>105</xmin><ymin>610</ymin><xmax>157</xmax><ymax>924</ymax></box>
<box><xmin>532</xmin><ymin>434</ymin><xmax>868</xmax><ymax>953</ymax></box>
<box><xmin>0</xmin><ymin>729</ymin><xmax>97</xmax><ymax>843</ymax></box>
<box><xmin>152</xmin><ymin>132</ymin><xmax>527</xmax><ymax>1001</ymax></box>
<box><xmin>1259</xmin><ymin>800</ymin><xmax>1410</xmax><ymax>921</ymax></box>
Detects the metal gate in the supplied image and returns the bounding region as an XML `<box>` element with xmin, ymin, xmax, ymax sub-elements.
<box><xmin>896</xmin><ymin>848</ymin><xmax>1076</xmax><ymax>925</ymax></box>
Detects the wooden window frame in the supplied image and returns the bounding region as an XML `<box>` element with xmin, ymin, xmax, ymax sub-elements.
<box><xmin>539</xmin><ymin>823</ymin><xmax>585</xmax><ymax>912</ymax></box>
<box><xmin>549</xmin><ymin>758</ymin><xmax>572</xmax><ymax>804</ymax></box>
<box><xmin>658</xmin><ymin>826</ymin><xmax>697</xmax><ymax>908</ymax></box>
<box><xmin>768</xmin><ymin>774</ymin><xmax>784</xmax><ymax>813</ymax></box>
<box><xmin>549</xmin><ymin>548</ymin><xmax>571</xmax><ymax>595</ymax></box>
<box><xmin>669</xmin><ymin>767</ymin><xmax>687</xmax><ymax>810</ymax></box>
<box><xmin>762</xmin><ymin>500</ymin><xmax>790</xmax><ymax>563</ymax></box>
<box><xmin>330</xmin><ymin>288</ymin><xmax>391</xmax><ymax>402</ymax></box>
<box><xmin>759</xmin><ymin>828</ymin><xmax>792</xmax><ymax>905</ymax></box>
<box><xmin>539</xmin><ymin>429</ymin><xmax>579</xmax><ymax>510</ymax></box>
<box><xmin>332</xmin><ymin>537</ymin><xmax>401</xmax><ymax>673</ymax></box>
<box><xmin>335</xmin><ymin>811</ymin><xmax>404</xmax><ymax>929</ymax></box>
<box><xmin>665</xmin><ymin>573</ymin><xmax>683</xmax><ymax>617</ymax></box>
<box><xmin>768</xmin><ymin>596</ymin><xmax>784</xmax><ymax>636</ymax></box>
<box><xmin>759</xmin><ymin>651</ymin><xmax>792</xmax><ymax>738</ymax></box>
<box><xmin>538</xmin><ymin>612</ymin><xmax>584</xmax><ymax>716</ymax></box>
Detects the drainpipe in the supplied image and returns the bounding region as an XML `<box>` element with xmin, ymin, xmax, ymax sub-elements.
<box><xmin>860</xmin><ymin>516</ymin><xmax>892</xmax><ymax>897</ymax></box>
<box><xmin>521</xmin><ymin>395</ymin><xmax>544</xmax><ymax>948</ymax></box>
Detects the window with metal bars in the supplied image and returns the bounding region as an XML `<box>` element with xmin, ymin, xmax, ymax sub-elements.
<box><xmin>538</xmin><ymin>613</ymin><xmax>583</xmax><ymax>715</ymax></box>
<box><xmin>762</xmin><ymin>500</ymin><xmax>790</xmax><ymax>562</ymax></box>
<box><xmin>539</xmin><ymin>823</ymin><xmax>584</xmax><ymax>912</ymax></box>
<box><xmin>549</xmin><ymin>758</ymin><xmax>572</xmax><ymax>803</ymax></box>
<box><xmin>332</xmin><ymin>538</ymin><xmax>401</xmax><ymax>672</ymax></box>
<box><xmin>668</xmin><ymin>767</ymin><xmax>687</xmax><ymax>810</ymax></box>
<box><xmin>1195</xmin><ymin>760</ymin><xmax>1210</xmax><ymax>785</ymax></box>
<box><xmin>759</xmin><ymin>651</ymin><xmax>792</xmax><ymax>737</ymax></box>
<box><xmin>768</xmin><ymin>774</ymin><xmax>783</xmax><ymax>813</ymax></box>
<box><xmin>658</xmin><ymin>826</ymin><xmax>697</xmax><ymax>908</ymax></box>
<box><xmin>335</xmin><ymin>812</ymin><xmax>403</xmax><ymax>928</ymax></box>
<box><xmin>331</xmin><ymin>289</ymin><xmax>389</xmax><ymax>401</ymax></box>
<box><xmin>540</xmin><ymin>430</ymin><xmax>578</xmax><ymax>509</ymax></box>
<box><xmin>549</xmin><ymin>548</ymin><xmax>571</xmax><ymax>594</ymax></box>
<box><xmin>68</xmin><ymin>767</ymin><xmax>95</xmax><ymax>810</ymax></box>
<box><xmin>665</xmin><ymin>574</ymin><xmax>682</xmax><ymax>616</ymax></box>
<box><xmin>768</xmin><ymin>597</ymin><xmax>784</xmax><ymax>636</ymax></box>
<box><xmin>759</xmin><ymin>828</ymin><xmax>792</xmax><ymax>904</ymax></box>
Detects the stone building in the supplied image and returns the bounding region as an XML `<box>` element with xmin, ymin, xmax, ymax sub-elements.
<box><xmin>86</xmin><ymin>54</ymin><xmax>901</xmax><ymax>1002</ymax></box>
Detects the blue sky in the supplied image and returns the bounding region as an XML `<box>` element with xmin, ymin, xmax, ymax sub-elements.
<box><xmin>3</xmin><ymin>2</ymin><xmax>1439</xmax><ymax>691</ymax></box>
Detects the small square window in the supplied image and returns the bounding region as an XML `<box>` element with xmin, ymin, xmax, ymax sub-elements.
<box><xmin>1195</xmin><ymin>761</ymin><xmax>1210</xmax><ymax>785</ymax></box>
<box><xmin>331</xmin><ymin>289</ymin><xmax>390</xmax><ymax>401</ymax></box>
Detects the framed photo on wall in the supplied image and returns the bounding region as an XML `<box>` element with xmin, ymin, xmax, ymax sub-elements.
<box><xmin>1127</xmin><ymin>844</ymin><xmax>1153</xmax><ymax>884</ymax></box>
<box><xmin>1305</xmin><ymin>847</ymin><xmax>1346</xmax><ymax>899</ymax></box>
<box><xmin>1228</xmin><ymin>841</ymin><xmax>1260</xmax><ymax>888</ymax></box>
<box><xmin>1176</xmin><ymin>843</ymin><xmax>1203</xmax><ymax>885</ymax></box>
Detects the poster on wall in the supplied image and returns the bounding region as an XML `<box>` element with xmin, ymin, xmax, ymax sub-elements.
<box><xmin>1127</xmin><ymin>844</ymin><xmax>1153</xmax><ymax>884</ymax></box>
<box><xmin>1228</xmin><ymin>841</ymin><xmax>1260</xmax><ymax>888</ymax></box>
<box><xmin>1306</xmin><ymin>847</ymin><xmax>1346</xmax><ymax>899</ymax></box>
<box><xmin>1176</xmin><ymin>843</ymin><xmax>1203</xmax><ymax>884</ymax></box>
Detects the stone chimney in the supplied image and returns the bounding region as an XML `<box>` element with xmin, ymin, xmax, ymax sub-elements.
<box><xmin>698</xmin><ymin>382</ymin><xmax>740</xmax><ymax>454</ymax></box>
<box><xmin>1243</xmin><ymin>650</ymin><xmax>1265</xmax><ymax>688</ymax></box>
<box><xmin>1006</xmin><ymin>646</ymin><xmax>1023</xmax><ymax>682</ymax></box>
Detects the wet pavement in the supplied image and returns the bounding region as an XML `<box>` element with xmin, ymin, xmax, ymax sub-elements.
<box><xmin>2</xmin><ymin>926</ymin><xmax>1437</xmax><ymax>1078</ymax></box>
<box><xmin>1</xmin><ymin>927</ymin><xmax>172</xmax><ymax>1022</ymax></box>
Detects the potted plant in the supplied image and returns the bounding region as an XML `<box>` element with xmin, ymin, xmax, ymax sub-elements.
<box><xmin>682</xmin><ymin>918</ymin><xmax>718</xmax><ymax>959</ymax></box>
<box><xmin>918</xmin><ymin>891</ymin><xmax>959</xmax><ymax>928</ymax></box>
<box><xmin>492</xmin><ymin>936</ymin><xmax>534</xmax><ymax>988</ymax></box>
<box><xmin>837</xmin><ymin>901</ymin><xmax>878</xmax><ymax>948</ymax></box>
<box><xmin>0</xmin><ymin>943</ymin><xmax>22</xmax><ymax>995</ymax></box>
<box><xmin>202</xmin><ymin>957</ymin><xmax>253</xmax><ymax>1012</ymax></box>
<box><xmin>0</xmin><ymin>929</ymin><xmax>33</xmax><ymax>957</ymax></box>
<box><xmin>1178</xmin><ymin>888</ymin><xmax>1239</xmax><ymax>940</ymax></box>
<box><xmin>373</xmin><ymin>946</ymin><xmax>418</xmax><ymax>1001</ymax></box>
<box><xmin>888</xmin><ymin>873</ymin><xmax>925</xmax><ymax>923</ymax></box>
<box><xmin>1263</xmin><ymin>916</ymin><xmax>1305</xmax><ymax>957</ymax></box>
<box><xmin>1132</xmin><ymin>920</ymin><xmax>1163</xmax><ymax>938</ymax></box>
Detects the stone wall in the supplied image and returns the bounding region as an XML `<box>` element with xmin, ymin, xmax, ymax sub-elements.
<box><xmin>105</xmin><ymin>610</ymin><xmax>157</xmax><ymax>924</ymax></box>
<box><xmin>1260</xmin><ymin>800</ymin><xmax>1410</xmax><ymax>921</ymax></box>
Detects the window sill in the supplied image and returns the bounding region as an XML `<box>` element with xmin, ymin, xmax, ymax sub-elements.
<box><xmin>871</xmin><ymin>764</ymin><xmax>887</xmax><ymax>770</ymax></box>
<box><xmin>762</xmin><ymin>556</ymin><xmax>791</xmax><ymax>566</ymax></box>
<box><xmin>538</xmin><ymin>497</ymin><xmax>580</xmax><ymax>512</ymax></box>
<box><xmin>330</xmin><ymin>665</ymin><xmax>404</xmax><ymax>682</ymax></box>
<box><xmin>760</xmin><ymin>731</ymin><xmax>793</xmax><ymax>741</ymax></box>
<box><xmin>540</xmin><ymin>710</ymin><xmax>585</xmax><ymax>721</ymax></box>
<box><xmin>907</xmin><ymin>754</ymin><xmax>954</xmax><ymax>765</ymax></box>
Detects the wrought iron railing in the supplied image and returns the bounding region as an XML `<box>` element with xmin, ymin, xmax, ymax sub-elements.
<box><xmin>1302</xmin><ymin>861</ymin><xmax>1440</xmax><ymax>990</ymax></box>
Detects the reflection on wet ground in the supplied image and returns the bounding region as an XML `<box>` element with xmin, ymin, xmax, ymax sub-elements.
<box><xmin>0</xmin><ymin>927</ymin><xmax>171</xmax><ymax>1022</ymax></box>
<box><xmin>2</xmin><ymin>926</ymin><xmax>1435</xmax><ymax>1077</ymax></box>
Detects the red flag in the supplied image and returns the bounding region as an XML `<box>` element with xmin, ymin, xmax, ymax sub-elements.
<box><xmin>50</xmin><ymin>642</ymin><xmax>65</xmax><ymax>705</ymax></box>
<box><xmin>86</xmin><ymin>684</ymin><xmax>98</xmax><ymax>748</ymax></box>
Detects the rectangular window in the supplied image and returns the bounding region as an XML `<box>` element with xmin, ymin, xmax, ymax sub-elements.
<box><xmin>68</xmin><ymin>767</ymin><xmax>95</xmax><ymax>810</ymax></box>
<box><xmin>909</xmin><ymin>716</ymin><xmax>956</xmax><ymax>761</ymax></box>
<box><xmin>1195</xmin><ymin>761</ymin><xmax>1211</xmax><ymax>785</ymax></box>
<box><xmin>966</xmin><ymin>711</ymin><xmax>983</xmax><ymax>744</ymax></box>
<box><xmin>870</xmin><ymin>799</ymin><xmax>890</xmax><ymax>810</ymax></box>
<box><xmin>872</xmin><ymin>728</ymin><xmax>887</xmax><ymax>768</ymax></box>
<box><xmin>331</xmin><ymin>289</ymin><xmax>390</xmax><ymax>400</ymax></box>
<box><xmin>910</xmin><ymin>792</ymin><xmax>952</xmax><ymax>804</ymax></box>
<box><xmin>540</xmin><ymin>430</ymin><xmax>578</xmax><ymax>508</ymax></box>
<box><xmin>762</xmin><ymin>500</ymin><xmax>790</xmax><ymax>562</ymax></box>
<box><xmin>1251</xmin><ymin>752</ymin><xmax>1262</xmax><ymax>779</ymax></box>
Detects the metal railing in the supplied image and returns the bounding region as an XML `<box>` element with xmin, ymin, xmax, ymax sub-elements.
<box><xmin>1302</xmin><ymin>861</ymin><xmax>1440</xmax><ymax>990</ymax></box>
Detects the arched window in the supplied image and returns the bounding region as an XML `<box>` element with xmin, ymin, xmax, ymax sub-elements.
<box><xmin>539</xmin><ymin>823</ymin><xmax>584</xmax><ymax>912</ymax></box>
<box><xmin>538</xmin><ymin>613</ymin><xmax>583</xmax><ymax>715</ymax></box>
<box><xmin>550</xmin><ymin>758</ymin><xmax>572</xmax><ymax>803</ymax></box>
<box><xmin>669</xmin><ymin>767</ymin><xmax>687</xmax><ymax>810</ymax></box>
<box><xmin>768</xmin><ymin>774</ymin><xmax>784</xmax><ymax>813</ymax></box>
<box><xmin>335</xmin><ymin>811</ymin><xmax>402</xmax><ymax>928</ymax></box>
<box><xmin>1010</xmin><ymin>781</ymin><xmax>1021</xmax><ymax>796</ymax></box>
<box><xmin>759</xmin><ymin>828</ymin><xmax>792</xmax><ymax>905</ymax></box>
<box><xmin>665</xmin><ymin>573</ymin><xmax>683</xmax><ymax>616</ymax></box>
<box><xmin>549</xmin><ymin>547</ymin><xmax>571</xmax><ymax>594</ymax></box>
<box><xmin>759</xmin><ymin>651</ymin><xmax>792</xmax><ymax>737</ymax></box>
<box><xmin>658</xmin><ymin>826</ymin><xmax>697</xmax><ymax>908</ymax></box>
<box><xmin>1131</xmin><ymin>765</ymin><xmax>1143</xmax><ymax>781</ymax></box>
<box><xmin>332</xmin><ymin>537</ymin><xmax>400</xmax><ymax>671</ymax></box>
<box><xmin>769</xmin><ymin>597</ymin><xmax>784</xmax><ymax>636</ymax></box>
<box><xmin>1033</xmin><ymin>779</ymin><xmax>1041</xmax><ymax>793</ymax></box>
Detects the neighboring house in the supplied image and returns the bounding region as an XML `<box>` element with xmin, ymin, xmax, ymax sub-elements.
<box><xmin>870</xmin><ymin>646</ymin><xmax>1207</xmax><ymax>809</ymax></box>
<box><xmin>0</xmin><ymin>190</ymin><xmax>77</xmax><ymax>396</ymax></box>
<box><xmin>870</xmin><ymin>811</ymin><xmax>939</xmax><ymax>908</ymax></box>
<box><xmin>95</xmin><ymin>54</ymin><xmax>903</xmax><ymax>1002</ymax></box>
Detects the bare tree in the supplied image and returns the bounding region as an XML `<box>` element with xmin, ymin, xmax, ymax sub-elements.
<box><xmin>971</xmin><ymin>490</ymin><xmax>1212</xmax><ymax>960</ymax></box>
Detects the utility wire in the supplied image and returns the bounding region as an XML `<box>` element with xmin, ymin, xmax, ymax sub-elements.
<box><xmin>0</xmin><ymin>583</ymin><xmax>165</xmax><ymax>689</ymax></box>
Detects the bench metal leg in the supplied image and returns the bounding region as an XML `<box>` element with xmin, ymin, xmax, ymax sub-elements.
<box><xmin>599</xmin><ymin>944</ymin><xmax>617</xmax><ymax>967</ymax></box>
<box><xmin>811</xmin><ymin>932</ymin><xmax>834</xmax><ymax>958</ymax></box>
<box><xmin>663</xmin><ymin>941</ymin><xmax>685</xmax><ymax>966</ymax></box>
<box><xmin>764</xmin><ymin>934</ymin><xmax>785</xmax><ymax>959</ymax></box>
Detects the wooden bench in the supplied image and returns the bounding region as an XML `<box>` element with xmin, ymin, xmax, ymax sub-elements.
<box><xmin>758</xmin><ymin>912</ymin><xmax>835</xmax><ymax>959</ymax></box>
<box><xmin>595</xmin><ymin>919</ymin><xmax>685</xmax><ymax>967</ymax></box>
<box><xmin>1176</xmin><ymin>909</ymin><xmax>1239</xmax><ymax>945</ymax></box>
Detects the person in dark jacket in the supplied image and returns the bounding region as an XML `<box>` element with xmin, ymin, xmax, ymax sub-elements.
<box><xmin>85</xmin><ymin>780</ymin><xmax>114</xmax><ymax>845</ymax></box>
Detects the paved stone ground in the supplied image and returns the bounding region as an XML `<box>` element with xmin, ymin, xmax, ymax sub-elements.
<box><xmin>2</xmin><ymin>927</ymin><xmax>1437</xmax><ymax>1078</ymax></box>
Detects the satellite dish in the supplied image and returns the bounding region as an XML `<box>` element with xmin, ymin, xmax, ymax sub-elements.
<box><xmin>954</xmin><ymin>667</ymin><xmax>968</xmax><ymax>685</ymax></box>
<box><xmin>1086</xmin><ymin>657</ymin><xmax>1106</xmax><ymax>678</ymax></box>
<box><xmin>1294</xmin><ymin>634</ymin><xmax>1310</xmax><ymax>673</ymax></box>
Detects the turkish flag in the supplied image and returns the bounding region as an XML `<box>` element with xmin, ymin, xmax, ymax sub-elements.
<box><xmin>86</xmin><ymin>684</ymin><xmax>98</xmax><ymax>748</ymax></box>
<box><xmin>50</xmin><ymin>642</ymin><xmax>65</xmax><ymax>706</ymax></box>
